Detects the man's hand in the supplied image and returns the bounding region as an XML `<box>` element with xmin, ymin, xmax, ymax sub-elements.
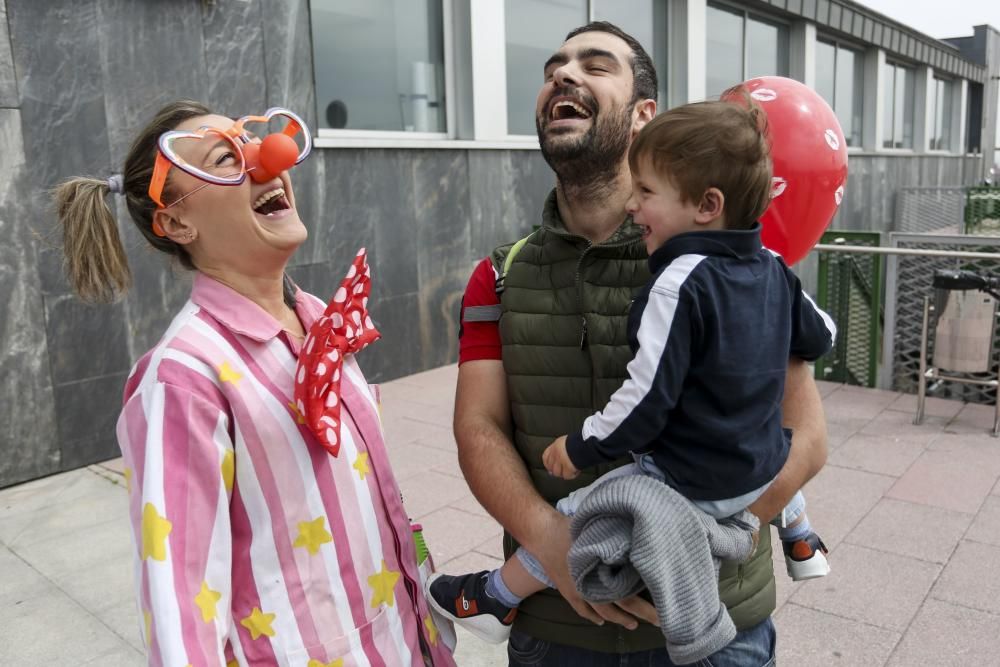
<box><xmin>455</xmin><ymin>362</ymin><xmax>656</xmax><ymax>628</ymax></box>
<box><xmin>542</xmin><ymin>436</ymin><xmax>580</xmax><ymax>479</ymax></box>
<box><xmin>532</xmin><ymin>512</ymin><xmax>659</xmax><ymax>629</ymax></box>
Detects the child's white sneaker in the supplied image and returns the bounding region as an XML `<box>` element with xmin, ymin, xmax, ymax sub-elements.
<box><xmin>782</xmin><ymin>532</ymin><xmax>830</xmax><ymax>581</ymax></box>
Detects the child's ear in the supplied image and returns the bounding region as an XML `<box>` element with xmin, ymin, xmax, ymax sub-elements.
<box><xmin>695</xmin><ymin>188</ymin><xmax>725</xmax><ymax>225</ymax></box>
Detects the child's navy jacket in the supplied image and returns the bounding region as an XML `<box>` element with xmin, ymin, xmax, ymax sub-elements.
<box><xmin>566</xmin><ymin>223</ymin><xmax>836</xmax><ymax>501</ymax></box>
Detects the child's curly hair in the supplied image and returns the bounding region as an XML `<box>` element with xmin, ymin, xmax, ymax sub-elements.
<box><xmin>628</xmin><ymin>85</ymin><xmax>772</xmax><ymax>230</ymax></box>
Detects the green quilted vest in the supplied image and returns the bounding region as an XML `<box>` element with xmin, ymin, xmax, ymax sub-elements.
<box><xmin>492</xmin><ymin>191</ymin><xmax>776</xmax><ymax>652</ymax></box>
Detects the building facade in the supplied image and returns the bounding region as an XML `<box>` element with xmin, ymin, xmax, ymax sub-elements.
<box><xmin>1</xmin><ymin>0</ymin><xmax>997</xmax><ymax>487</ymax></box>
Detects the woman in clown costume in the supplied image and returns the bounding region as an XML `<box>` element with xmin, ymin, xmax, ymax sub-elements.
<box><xmin>54</xmin><ymin>100</ymin><xmax>455</xmax><ymax>667</ymax></box>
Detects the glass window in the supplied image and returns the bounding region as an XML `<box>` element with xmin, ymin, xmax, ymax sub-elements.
<box><xmin>746</xmin><ymin>17</ymin><xmax>787</xmax><ymax>80</ymax></box>
<box><xmin>311</xmin><ymin>0</ymin><xmax>446</xmax><ymax>133</ymax></box>
<box><xmin>592</xmin><ymin>0</ymin><xmax>669</xmax><ymax>109</ymax></box>
<box><xmin>504</xmin><ymin>0</ymin><xmax>588</xmax><ymax>136</ymax></box>
<box><xmin>706</xmin><ymin>4</ymin><xmax>745</xmax><ymax>97</ymax></box>
<box><xmin>836</xmin><ymin>48</ymin><xmax>864</xmax><ymax>148</ymax></box>
<box><xmin>882</xmin><ymin>65</ymin><xmax>895</xmax><ymax>147</ymax></box>
<box><xmin>815</xmin><ymin>40</ymin><xmax>864</xmax><ymax>147</ymax></box>
<box><xmin>706</xmin><ymin>4</ymin><xmax>788</xmax><ymax>97</ymax></box>
<box><xmin>882</xmin><ymin>62</ymin><xmax>915</xmax><ymax>149</ymax></box>
<box><xmin>930</xmin><ymin>77</ymin><xmax>954</xmax><ymax>151</ymax></box>
<box><xmin>815</xmin><ymin>41</ymin><xmax>836</xmax><ymax>106</ymax></box>
<box><xmin>592</xmin><ymin>0</ymin><xmax>652</xmax><ymax>62</ymax></box>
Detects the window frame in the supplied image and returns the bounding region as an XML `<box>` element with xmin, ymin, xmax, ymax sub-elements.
<box><xmin>815</xmin><ymin>35</ymin><xmax>865</xmax><ymax>152</ymax></box>
<box><xmin>705</xmin><ymin>0</ymin><xmax>790</xmax><ymax>96</ymax></box>
<box><xmin>313</xmin><ymin>0</ymin><xmax>458</xmax><ymax>146</ymax></box>
<box><xmin>502</xmin><ymin>0</ymin><xmax>671</xmax><ymax>141</ymax></box>
<box><xmin>309</xmin><ymin>1</ymin><xmax>982</xmax><ymax>155</ymax></box>
<box><xmin>928</xmin><ymin>74</ymin><xmax>957</xmax><ymax>154</ymax></box>
<box><xmin>881</xmin><ymin>59</ymin><xmax>917</xmax><ymax>152</ymax></box>
<box><xmin>313</xmin><ymin>0</ymin><xmax>673</xmax><ymax>149</ymax></box>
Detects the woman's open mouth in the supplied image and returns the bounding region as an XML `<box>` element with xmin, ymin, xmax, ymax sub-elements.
<box><xmin>252</xmin><ymin>187</ymin><xmax>292</xmax><ymax>217</ymax></box>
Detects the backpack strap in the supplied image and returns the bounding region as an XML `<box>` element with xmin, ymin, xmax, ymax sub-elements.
<box><xmin>493</xmin><ymin>231</ymin><xmax>535</xmax><ymax>297</ymax></box>
<box><xmin>463</xmin><ymin>231</ymin><xmax>536</xmax><ymax>326</ymax></box>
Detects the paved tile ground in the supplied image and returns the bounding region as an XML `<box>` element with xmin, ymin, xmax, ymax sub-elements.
<box><xmin>3</xmin><ymin>366</ymin><xmax>1000</xmax><ymax>666</ymax></box>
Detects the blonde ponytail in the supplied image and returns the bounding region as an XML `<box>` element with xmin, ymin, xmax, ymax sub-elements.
<box><xmin>53</xmin><ymin>176</ymin><xmax>131</xmax><ymax>303</ymax></box>
<box><xmin>52</xmin><ymin>100</ymin><xmax>212</xmax><ymax>303</ymax></box>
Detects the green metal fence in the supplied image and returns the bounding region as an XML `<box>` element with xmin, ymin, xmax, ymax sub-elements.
<box><xmin>815</xmin><ymin>231</ymin><xmax>884</xmax><ymax>387</ymax></box>
<box><xmin>965</xmin><ymin>187</ymin><xmax>1000</xmax><ymax>235</ymax></box>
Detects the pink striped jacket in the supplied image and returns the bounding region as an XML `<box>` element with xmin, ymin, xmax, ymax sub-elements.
<box><xmin>116</xmin><ymin>272</ymin><xmax>457</xmax><ymax>667</ymax></box>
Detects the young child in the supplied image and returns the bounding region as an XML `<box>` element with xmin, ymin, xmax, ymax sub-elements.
<box><xmin>428</xmin><ymin>88</ymin><xmax>836</xmax><ymax>645</ymax></box>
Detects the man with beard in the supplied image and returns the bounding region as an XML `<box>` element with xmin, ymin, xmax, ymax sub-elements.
<box><xmin>446</xmin><ymin>22</ymin><xmax>828</xmax><ymax>665</ymax></box>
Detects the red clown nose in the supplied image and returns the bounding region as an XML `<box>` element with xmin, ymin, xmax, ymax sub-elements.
<box><xmin>260</xmin><ymin>133</ymin><xmax>300</xmax><ymax>175</ymax></box>
<box><xmin>245</xmin><ymin>134</ymin><xmax>300</xmax><ymax>183</ymax></box>
<box><xmin>243</xmin><ymin>142</ymin><xmax>271</xmax><ymax>183</ymax></box>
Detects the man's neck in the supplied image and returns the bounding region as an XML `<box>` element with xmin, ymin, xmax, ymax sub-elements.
<box><xmin>555</xmin><ymin>163</ymin><xmax>632</xmax><ymax>244</ymax></box>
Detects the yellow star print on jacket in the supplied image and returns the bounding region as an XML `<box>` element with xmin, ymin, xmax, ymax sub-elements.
<box><xmin>240</xmin><ymin>607</ymin><xmax>276</xmax><ymax>640</ymax></box>
<box><xmin>194</xmin><ymin>582</ymin><xmax>222</xmax><ymax>623</ymax></box>
<box><xmin>352</xmin><ymin>451</ymin><xmax>370</xmax><ymax>480</ymax></box>
<box><xmin>308</xmin><ymin>660</ymin><xmax>344</xmax><ymax>667</ymax></box>
<box><xmin>141</xmin><ymin>503</ymin><xmax>172</xmax><ymax>561</ymax></box>
<box><xmin>368</xmin><ymin>560</ymin><xmax>401</xmax><ymax>608</ymax></box>
<box><xmin>293</xmin><ymin>516</ymin><xmax>334</xmax><ymax>555</ymax></box>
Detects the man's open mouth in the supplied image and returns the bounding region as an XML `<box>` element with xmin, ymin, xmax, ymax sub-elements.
<box><xmin>549</xmin><ymin>97</ymin><xmax>593</xmax><ymax>121</ymax></box>
<box><xmin>252</xmin><ymin>188</ymin><xmax>291</xmax><ymax>216</ymax></box>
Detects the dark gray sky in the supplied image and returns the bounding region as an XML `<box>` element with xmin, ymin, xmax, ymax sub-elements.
<box><xmin>857</xmin><ymin>0</ymin><xmax>1000</xmax><ymax>41</ymax></box>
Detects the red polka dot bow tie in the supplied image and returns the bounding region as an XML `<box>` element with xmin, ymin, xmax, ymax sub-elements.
<box><xmin>295</xmin><ymin>248</ymin><xmax>381</xmax><ymax>457</ymax></box>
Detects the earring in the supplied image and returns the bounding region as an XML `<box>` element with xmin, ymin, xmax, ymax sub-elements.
<box><xmin>184</xmin><ymin>231</ymin><xmax>197</xmax><ymax>241</ymax></box>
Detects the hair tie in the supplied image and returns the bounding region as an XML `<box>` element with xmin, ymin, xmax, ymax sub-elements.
<box><xmin>106</xmin><ymin>174</ymin><xmax>124</xmax><ymax>196</ymax></box>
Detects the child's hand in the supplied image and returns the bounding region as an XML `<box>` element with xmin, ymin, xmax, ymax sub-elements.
<box><xmin>543</xmin><ymin>436</ymin><xmax>580</xmax><ymax>480</ymax></box>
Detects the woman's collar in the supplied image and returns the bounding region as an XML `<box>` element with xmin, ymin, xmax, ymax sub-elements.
<box><xmin>191</xmin><ymin>272</ymin><xmax>319</xmax><ymax>341</ymax></box>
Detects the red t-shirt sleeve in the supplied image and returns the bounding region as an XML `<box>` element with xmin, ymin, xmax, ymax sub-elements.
<box><xmin>458</xmin><ymin>258</ymin><xmax>502</xmax><ymax>364</ymax></box>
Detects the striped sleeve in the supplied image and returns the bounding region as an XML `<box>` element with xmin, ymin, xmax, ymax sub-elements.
<box><xmin>786</xmin><ymin>266</ymin><xmax>837</xmax><ymax>361</ymax></box>
<box><xmin>565</xmin><ymin>255</ymin><xmax>705</xmax><ymax>470</ymax></box>
<box><xmin>118</xmin><ymin>381</ymin><xmax>234</xmax><ymax>666</ymax></box>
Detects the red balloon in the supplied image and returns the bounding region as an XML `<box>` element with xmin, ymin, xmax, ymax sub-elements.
<box><xmin>729</xmin><ymin>76</ymin><xmax>848</xmax><ymax>265</ymax></box>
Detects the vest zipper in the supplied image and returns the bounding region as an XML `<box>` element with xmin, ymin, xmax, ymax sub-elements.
<box><xmin>574</xmin><ymin>241</ymin><xmax>593</xmax><ymax>349</ymax></box>
<box><xmin>573</xmin><ymin>235</ymin><xmax>645</xmax><ymax>350</ymax></box>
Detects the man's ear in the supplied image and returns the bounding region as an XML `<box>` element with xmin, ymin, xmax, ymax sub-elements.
<box><xmin>631</xmin><ymin>99</ymin><xmax>657</xmax><ymax>137</ymax></box>
<box><xmin>695</xmin><ymin>188</ymin><xmax>725</xmax><ymax>226</ymax></box>
<box><xmin>152</xmin><ymin>208</ymin><xmax>198</xmax><ymax>245</ymax></box>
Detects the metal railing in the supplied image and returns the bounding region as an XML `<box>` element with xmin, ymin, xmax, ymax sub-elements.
<box><xmin>814</xmin><ymin>232</ymin><xmax>883</xmax><ymax>388</ymax></box>
<box><xmin>882</xmin><ymin>234</ymin><xmax>1000</xmax><ymax>402</ymax></box>
<box><xmin>813</xmin><ymin>234</ymin><xmax>1000</xmax><ymax>404</ymax></box>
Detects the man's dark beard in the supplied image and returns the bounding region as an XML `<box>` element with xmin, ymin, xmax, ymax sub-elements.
<box><xmin>536</xmin><ymin>96</ymin><xmax>632</xmax><ymax>199</ymax></box>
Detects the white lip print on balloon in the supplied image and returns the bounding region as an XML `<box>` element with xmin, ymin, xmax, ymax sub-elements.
<box><xmin>770</xmin><ymin>177</ymin><xmax>788</xmax><ymax>199</ymax></box>
<box><xmin>835</xmin><ymin>185</ymin><xmax>845</xmax><ymax>206</ymax></box>
<box><xmin>751</xmin><ymin>88</ymin><xmax>778</xmax><ymax>102</ymax></box>
<box><xmin>824</xmin><ymin>129</ymin><xmax>840</xmax><ymax>151</ymax></box>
